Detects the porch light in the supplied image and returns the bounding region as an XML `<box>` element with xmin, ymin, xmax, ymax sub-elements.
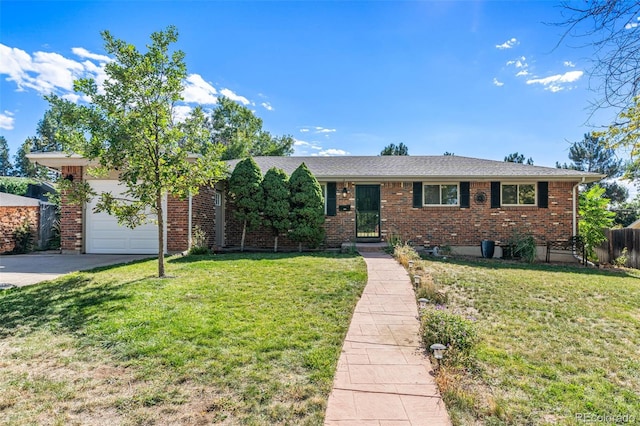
<box><xmin>430</xmin><ymin>343</ymin><xmax>447</xmax><ymax>361</ymax></box>
<box><xmin>342</xmin><ymin>187</ymin><xmax>348</xmax><ymax>198</ymax></box>
<box><xmin>418</xmin><ymin>298</ymin><xmax>429</xmax><ymax>309</ymax></box>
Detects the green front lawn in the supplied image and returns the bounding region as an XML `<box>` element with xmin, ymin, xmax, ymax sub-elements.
<box><xmin>0</xmin><ymin>252</ymin><xmax>367</xmax><ymax>425</ymax></box>
<box><xmin>422</xmin><ymin>258</ymin><xmax>640</xmax><ymax>425</ymax></box>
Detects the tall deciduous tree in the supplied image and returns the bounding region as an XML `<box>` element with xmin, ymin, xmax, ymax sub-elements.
<box><xmin>46</xmin><ymin>26</ymin><xmax>226</xmax><ymax>277</ymax></box>
<box><xmin>598</xmin><ymin>97</ymin><xmax>640</xmax><ymax>187</ymax></box>
<box><xmin>261</xmin><ymin>167</ymin><xmax>290</xmax><ymax>252</ymax></box>
<box><xmin>559</xmin><ymin>1</ymin><xmax>640</xmax><ymax>110</ymax></box>
<box><xmin>0</xmin><ymin>136</ymin><xmax>12</xmax><ymax>176</ymax></box>
<box><xmin>557</xmin><ymin>132</ymin><xmax>628</xmax><ymax>204</ymax></box>
<box><xmin>228</xmin><ymin>157</ymin><xmax>263</xmax><ymax>251</ymax></box>
<box><xmin>504</xmin><ymin>152</ymin><xmax>534</xmax><ymax>165</ymax></box>
<box><xmin>289</xmin><ymin>163</ymin><xmax>325</xmax><ymax>251</ymax></box>
<box><xmin>578</xmin><ymin>185</ymin><xmax>615</xmax><ymax>262</ymax></box>
<box><xmin>209</xmin><ymin>96</ymin><xmax>294</xmax><ymax>160</ymax></box>
<box><xmin>380</xmin><ymin>143</ymin><xmax>409</xmax><ymax>156</ymax></box>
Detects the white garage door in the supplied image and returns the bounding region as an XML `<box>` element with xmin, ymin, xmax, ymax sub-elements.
<box><xmin>86</xmin><ymin>180</ymin><xmax>159</xmax><ymax>254</ymax></box>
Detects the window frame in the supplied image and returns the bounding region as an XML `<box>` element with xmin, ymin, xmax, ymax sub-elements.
<box><xmin>500</xmin><ymin>183</ymin><xmax>537</xmax><ymax>206</ymax></box>
<box><xmin>422</xmin><ymin>182</ymin><xmax>460</xmax><ymax>206</ymax></box>
<box><xmin>320</xmin><ymin>183</ymin><xmax>327</xmax><ymax>215</ymax></box>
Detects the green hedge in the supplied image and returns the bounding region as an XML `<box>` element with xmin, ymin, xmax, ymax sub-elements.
<box><xmin>0</xmin><ymin>177</ymin><xmax>38</xmax><ymax>196</ymax></box>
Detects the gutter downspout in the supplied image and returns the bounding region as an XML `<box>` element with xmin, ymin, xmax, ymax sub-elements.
<box><xmin>188</xmin><ymin>192</ymin><xmax>193</xmax><ymax>251</ymax></box>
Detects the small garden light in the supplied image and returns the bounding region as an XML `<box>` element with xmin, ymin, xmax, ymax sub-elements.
<box><xmin>414</xmin><ymin>276</ymin><xmax>421</xmax><ymax>287</ymax></box>
<box><xmin>418</xmin><ymin>298</ymin><xmax>429</xmax><ymax>309</ymax></box>
<box><xmin>408</xmin><ymin>260</ymin><xmax>414</xmax><ymax>268</ymax></box>
<box><xmin>430</xmin><ymin>343</ymin><xmax>447</xmax><ymax>368</ymax></box>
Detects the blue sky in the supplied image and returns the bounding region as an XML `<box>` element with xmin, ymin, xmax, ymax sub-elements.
<box><xmin>0</xmin><ymin>1</ymin><xmax>619</xmax><ymax>168</ymax></box>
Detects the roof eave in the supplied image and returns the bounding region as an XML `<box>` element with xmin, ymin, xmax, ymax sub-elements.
<box><xmin>312</xmin><ymin>174</ymin><xmax>606</xmax><ymax>183</ymax></box>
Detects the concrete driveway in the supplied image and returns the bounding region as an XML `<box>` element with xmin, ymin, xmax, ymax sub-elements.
<box><xmin>0</xmin><ymin>253</ymin><xmax>155</xmax><ymax>287</ymax></box>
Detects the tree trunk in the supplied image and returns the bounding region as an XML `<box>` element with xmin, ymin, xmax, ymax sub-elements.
<box><xmin>157</xmin><ymin>190</ymin><xmax>165</xmax><ymax>277</ymax></box>
<box><xmin>241</xmin><ymin>219</ymin><xmax>247</xmax><ymax>252</ymax></box>
<box><xmin>274</xmin><ymin>235</ymin><xmax>278</xmax><ymax>253</ymax></box>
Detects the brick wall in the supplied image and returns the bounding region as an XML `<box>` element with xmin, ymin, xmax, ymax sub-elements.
<box><xmin>166</xmin><ymin>196</ymin><xmax>189</xmax><ymax>252</ymax></box>
<box><xmin>191</xmin><ymin>186</ymin><xmax>217</xmax><ymax>250</ymax></box>
<box><xmin>377</xmin><ymin>181</ymin><xmax>575</xmax><ymax>247</ymax></box>
<box><xmin>0</xmin><ymin>206</ymin><xmax>39</xmax><ymax>253</ymax></box>
<box><xmin>60</xmin><ymin>166</ymin><xmax>84</xmax><ymax>253</ymax></box>
<box><xmin>224</xmin><ymin>180</ymin><xmax>577</xmax><ymax>249</ymax></box>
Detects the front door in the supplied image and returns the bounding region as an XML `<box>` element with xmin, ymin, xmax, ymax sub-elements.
<box><xmin>356</xmin><ymin>185</ymin><xmax>381</xmax><ymax>239</ymax></box>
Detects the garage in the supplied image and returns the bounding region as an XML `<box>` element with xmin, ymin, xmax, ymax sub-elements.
<box><xmin>85</xmin><ymin>180</ymin><xmax>160</xmax><ymax>254</ymax></box>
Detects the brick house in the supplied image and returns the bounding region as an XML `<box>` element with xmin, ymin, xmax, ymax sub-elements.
<box><xmin>28</xmin><ymin>153</ymin><xmax>602</xmax><ymax>258</ymax></box>
<box><xmin>225</xmin><ymin>156</ymin><xmax>603</xmax><ymax>259</ymax></box>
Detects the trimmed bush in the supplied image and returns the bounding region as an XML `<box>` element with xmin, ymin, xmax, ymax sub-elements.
<box><xmin>421</xmin><ymin>307</ymin><xmax>478</xmax><ymax>358</ymax></box>
<box><xmin>12</xmin><ymin>220</ymin><xmax>34</xmax><ymax>254</ymax></box>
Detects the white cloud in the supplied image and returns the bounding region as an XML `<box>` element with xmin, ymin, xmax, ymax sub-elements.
<box><xmin>0</xmin><ymin>43</ymin><xmax>253</xmax><ymax>115</ymax></box>
<box><xmin>0</xmin><ymin>43</ymin><xmax>110</xmax><ymax>97</ymax></box>
<box><xmin>314</xmin><ymin>126</ymin><xmax>336</xmax><ymax>133</ymax></box>
<box><xmin>496</xmin><ymin>37</ymin><xmax>518</xmax><ymax>50</ymax></box>
<box><xmin>317</xmin><ymin>148</ymin><xmax>349</xmax><ymax>156</ymax></box>
<box><xmin>261</xmin><ymin>102</ymin><xmax>273</xmax><ymax>111</ymax></box>
<box><xmin>220</xmin><ymin>88</ymin><xmax>250</xmax><ymax>105</ymax></box>
<box><xmin>515</xmin><ymin>70</ymin><xmax>530</xmax><ymax>77</ymax></box>
<box><xmin>293</xmin><ymin>139</ymin><xmax>322</xmax><ymax>150</ymax></box>
<box><xmin>506</xmin><ymin>56</ymin><xmax>527</xmax><ymax>69</ymax></box>
<box><xmin>293</xmin><ymin>139</ymin><xmax>325</xmax><ymax>155</ymax></box>
<box><xmin>172</xmin><ymin>105</ymin><xmax>193</xmax><ymax>123</ymax></box>
<box><xmin>299</xmin><ymin>128</ymin><xmax>310</xmax><ymax>133</ymax></box>
<box><xmin>526</xmin><ymin>70</ymin><xmax>584</xmax><ymax>92</ymax></box>
<box><xmin>71</xmin><ymin>47</ymin><xmax>112</xmax><ymax>63</ymax></box>
<box><xmin>182</xmin><ymin>73</ymin><xmax>218</xmax><ymax>104</ymax></box>
<box><xmin>625</xmin><ymin>17</ymin><xmax>640</xmax><ymax>30</ymax></box>
<box><xmin>493</xmin><ymin>78</ymin><xmax>504</xmax><ymax>87</ymax></box>
<box><xmin>563</xmin><ymin>61</ymin><xmax>576</xmax><ymax>68</ymax></box>
<box><xmin>0</xmin><ymin>110</ymin><xmax>15</xmax><ymax>130</ymax></box>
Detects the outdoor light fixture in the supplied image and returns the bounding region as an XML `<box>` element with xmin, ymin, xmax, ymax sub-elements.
<box><xmin>342</xmin><ymin>187</ymin><xmax>348</xmax><ymax>198</ymax></box>
<box><xmin>430</xmin><ymin>343</ymin><xmax>447</xmax><ymax>363</ymax></box>
<box><xmin>414</xmin><ymin>276</ymin><xmax>421</xmax><ymax>286</ymax></box>
<box><xmin>408</xmin><ymin>260</ymin><xmax>414</xmax><ymax>268</ymax></box>
<box><xmin>418</xmin><ymin>298</ymin><xmax>429</xmax><ymax>309</ymax></box>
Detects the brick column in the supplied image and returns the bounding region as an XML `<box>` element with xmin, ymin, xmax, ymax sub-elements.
<box><xmin>60</xmin><ymin>166</ymin><xmax>84</xmax><ymax>254</ymax></box>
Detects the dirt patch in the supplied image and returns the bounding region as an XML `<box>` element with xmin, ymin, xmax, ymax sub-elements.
<box><xmin>0</xmin><ymin>331</ymin><xmax>223</xmax><ymax>425</ymax></box>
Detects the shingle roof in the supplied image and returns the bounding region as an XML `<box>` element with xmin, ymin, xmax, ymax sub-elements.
<box><xmin>227</xmin><ymin>156</ymin><xmax>604</xmax><ymax>182</ymax></box>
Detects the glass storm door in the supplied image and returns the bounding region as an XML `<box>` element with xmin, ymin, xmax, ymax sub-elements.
<box><xmin>356</xmin><ymin>185</ymin><xmax>381</xmax><ymax>239</ymax></box>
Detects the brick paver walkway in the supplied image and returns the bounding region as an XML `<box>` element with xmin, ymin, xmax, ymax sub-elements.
<box><xmin>324</xmin><ymin>251</ymin><xmax>451</xmax><ymax>426</ymax></box>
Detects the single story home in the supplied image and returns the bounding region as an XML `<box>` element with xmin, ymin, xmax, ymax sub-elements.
<box><xmin>28</xmin><ymin>153</ymin><xmax>603</xmax><ymax>259</ymax></box>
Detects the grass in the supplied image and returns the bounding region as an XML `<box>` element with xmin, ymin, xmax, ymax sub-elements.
<box><xmin>0</xmin><ymin>252</ymin><xmax>367</xmax><ymax>425</ymax></box>
<box><xmin>418</xmin><ymin>257</ymin><xmax>640</xmax><ymax>425</ymax></box>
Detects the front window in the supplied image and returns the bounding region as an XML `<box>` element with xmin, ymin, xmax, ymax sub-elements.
<box><xmin>424</xmin><ymin>184</ymin><xmax>458</xmax><ymax>206</ymax></box>
<box><xmin>502</xmin><ymin>184</ymin><xmax>536</xmax><ymax>205</ymax></box>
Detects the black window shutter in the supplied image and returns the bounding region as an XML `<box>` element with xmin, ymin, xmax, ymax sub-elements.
<box><xmin>326</xmin><ymin>182</ymin><xmax>337</xmax><ymax>216</ymax></box>
<box><xmin>413</xmin><ymin>182</ymin><xmax>422</xmax><ymax>208</ymax></box>
<box><xmin>538</xmin><ymin>181</ymin><xmax>549</xmax><ymax>208</ymax></box>
<box><xmin>460</xmin><ymin>182</ymin><xmax>470</xmax><ymax>208</ymax></box>
<box><xmin>490</xmin><ymin>181</ymin><xmax>501</xmax><ymax>208</ymax></box>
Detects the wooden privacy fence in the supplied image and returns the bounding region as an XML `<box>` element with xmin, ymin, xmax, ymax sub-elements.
<box><xmin>595</xmin><ymin>228</ymin><xmax>640</xmax><ymax>269</ymax></box>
